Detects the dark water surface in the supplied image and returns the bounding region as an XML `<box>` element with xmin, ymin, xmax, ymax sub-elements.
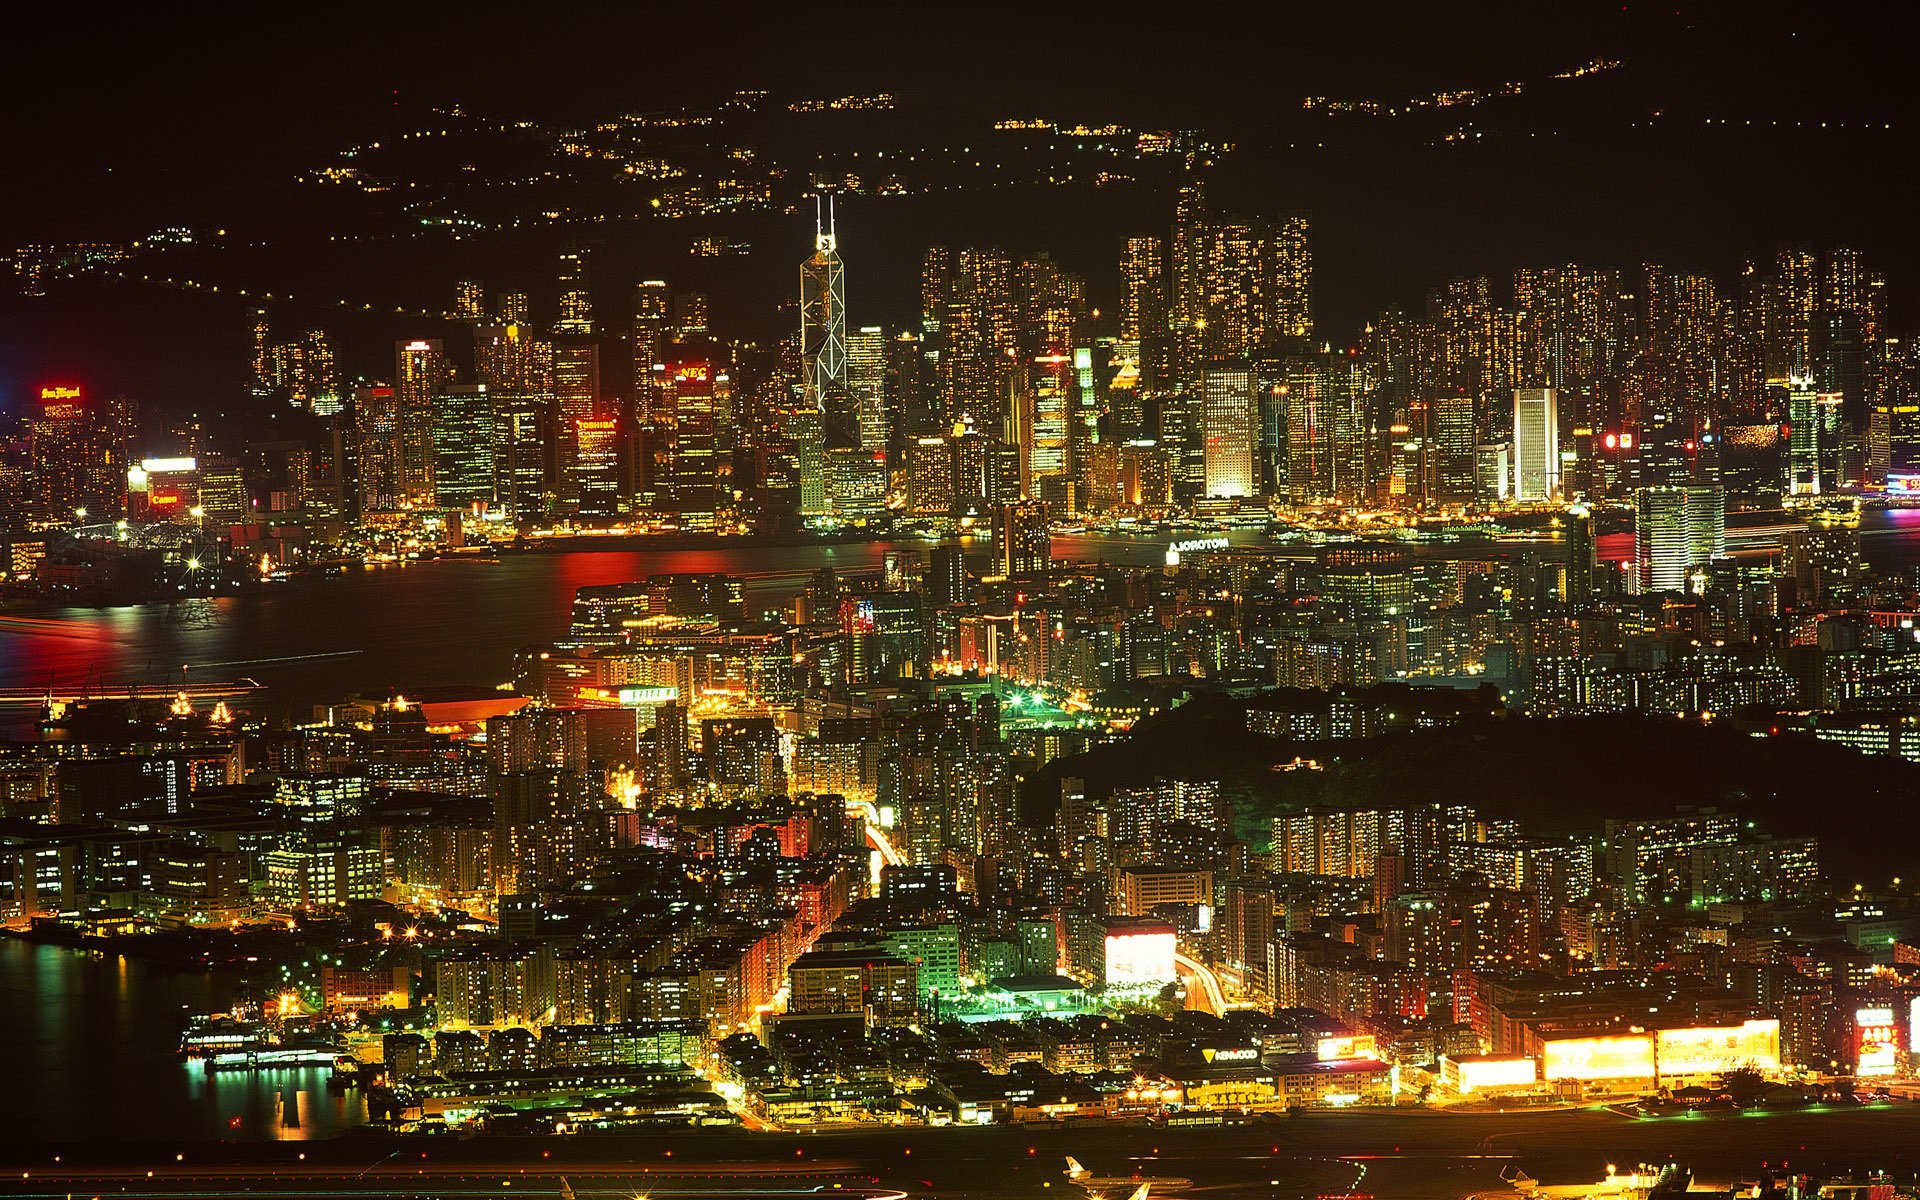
<box><xmin>0</xmin><ymin>940</ymin><xmax>364</xmax><ymax>1143</ymax></box>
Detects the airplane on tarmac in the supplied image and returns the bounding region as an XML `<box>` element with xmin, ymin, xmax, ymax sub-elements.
<box><xmin>1066</xmin><ymin>1158</ymin><xmax>1192</xmax><ymax>1193</ymax></box>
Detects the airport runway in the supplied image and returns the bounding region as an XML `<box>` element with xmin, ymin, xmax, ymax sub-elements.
<box><xmin>6</xmin><ymin>1107</ymin><xmax>1920</xmax><ymax>1200</ymax></box>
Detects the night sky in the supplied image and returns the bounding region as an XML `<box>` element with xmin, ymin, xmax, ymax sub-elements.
<box><xmin>3</xmin><ymin>2</ymin><xmax>1917</xmax><ymax>421</ymax></box>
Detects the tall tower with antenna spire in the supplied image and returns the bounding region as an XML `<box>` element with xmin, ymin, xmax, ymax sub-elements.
<box><xmin>793</xmin><ymin>196</ymin><xmax>846</xmax><ymax>521</ymax></box>
<box><xmin>801</xmin><ymin>194</ymin><xmax>848</xmax><ymax>403</ymax></box>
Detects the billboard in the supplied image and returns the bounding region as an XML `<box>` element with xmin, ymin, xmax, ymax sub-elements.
<box><xmin>1542</xmin><ymin>1034</ymin><xmax>1656</xmax><ymax>1081</ymax></box>
<box><xmin>1104</xmin><ymin>926</ymin><xmax>1176</xmax><ymax>987</ymax></box>
<box><xmin>1450</xmin><ymin>1056</ymin><xmax>1538</xmax><ymax>1093</ymax></box>
<box><xmin>617</xmin><ymin>686</ymin><xmax>677</xmax><ymax>706</ymax></box>
<box><xmin>1888</xmin><ymin>473</ymin><xmax>1920</xmax><ymax>496</ymax></box>
<box><xmin>1316</xmin><ymin>1033</ymin><xmax>1380</xmax><ymax>1062</ymax></box>
<box><xmin>1857</xmin><ymin>1007</ymin><xmax>1898</xmax><ymax>1077</ymax></box>
<box><xmin>1655</xmin><ymin>1020</ymin><xmax>1781</xmax><ymax>1079</ymax></box>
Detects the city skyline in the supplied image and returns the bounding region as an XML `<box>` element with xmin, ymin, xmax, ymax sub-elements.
<box><xmin>11</xmin><ymin>2</ymin><xmax>1920</xmax><ymax>1183</ymax></box>
<box><xmin>9</xmin><ymin>3</ymin><xmax>1920</xmax><ymax>416</ymax></box>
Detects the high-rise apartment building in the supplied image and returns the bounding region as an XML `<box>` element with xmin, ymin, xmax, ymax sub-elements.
<box><xmin>999</xmin><ymin>500</ymin><xmax>1051</xmax><ymax>580</ymax></box>
<box><xmin>1201</xmin><ymin>361</ymin><xmax>1256</xmax><ymax>499</ymax></box>
<box><xmin>395</xmin><ymin>339</ymin><xmax>449</xmax><ymax>506</ymax></box>
<box><xmin>1511</xmin><ymin>387</ymin><xmax>1560</xmax><ymax>501</ymax></box>
<box><xmin>1635</xmin><ymin>484</ymin><xmax>1725</xmax><ymax>593</ymax></box>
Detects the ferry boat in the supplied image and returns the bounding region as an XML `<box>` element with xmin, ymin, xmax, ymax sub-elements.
<box><xmin>180</xmin><ymin>1014</ymin><xmax>270</xmax><ymax>1058</ymax></box>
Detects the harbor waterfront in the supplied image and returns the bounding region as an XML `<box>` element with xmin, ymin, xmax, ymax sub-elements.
<box><xmin>0</xmin><ymin>940</ymin><xmax>365</xmax><ymax>1142</ymax></box>
<box><xmin>0</xmin><ymin>534</ymin><xmax>1199</xmax><ymax>707</ymax></box>
<box><xmin>11</xmin><ymin>515</ymin><xmax>1920</xmax><ymax>709</ymax></box>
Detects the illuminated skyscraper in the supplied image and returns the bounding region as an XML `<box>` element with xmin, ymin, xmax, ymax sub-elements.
<box><xmin>454</xmin><ymin>280</ymin><xmax>487</xmax><ymax>324</ymax></box>
<box><xmin>395</xmin><ymin>339</ymin><xmax>450</xmax><ymax>506</ymax></box>
<box><xmin>791</xmin><ymin>407</ymin><xmax>828</xmax><ymax>519</ymax></box>
<box><xmin>846</xmin><ymin>325</ymin><xmax>889</xmax><ymax>456</ymax></box>
<box><xmin>631</xmin><ymin>280</ymin><xmax>670</xmax><ymax>421</ymax></box>
<box><xmin>1201</xmin><ymin>360</ymin><xmax>1256</xmax><ymax>499</ymax></box>
<box><xmin>1170</xmin><ymin>183</ymin><xmax>1313</xmax><ymax>383</ymax></box>
<box><xmin>1867</xmin><ymin>393</ymin><xmax>1920</xmax><ymax>485</ymax></box>
<box><xmin>825</xmin><ymin>323</ymin><xmax>889</xmax><ymax>523</ymax></box>
<box><xmin>554</xmin><ymin>245</ymin><xmax>593</xmax><ymax>337</ymax></box>
<box><xmin>933</xmin><ymin>248</ymin><xmax>1018</xmax><ymax>429</ymax></box>
<box><xmin>1018</xmin><ymin>252</ymin><xmax>1086</xmax><ymax>356</ymax></box>
<box><xmin>671</xmin><ymin>291</ymin><xmax>709</xmax><ymax>336</ymax></box>
<box><xmin>1022</xmin><ymin>353</ymin><xmax>1073</xmax><ymax>494</ymax></box>
<box><xmin>1120</xmin><ymin>235</ymin><xmax>1168</xmax><ymax>396</ymax></box>
<box><xmin>25</xmin><ymin>385</ymin><xmax>130</xmax><ymax>521</ymax></box>
<box><xmin>248</xmin><ymin>308</ymin><xmax>273</xmax><ymax>396</ymax></box>
<box><xmin>490</xmin><ymin>391</ymin><xmax>549</xmax><ymax>522</ymax></box>
<box><xmin>1432</xmin><ymin>391</ymin><xmax>1478</xmax><ymax>503</ymax></box>
<box><xmin>801</xmin><ymin>196</ymin><xmax>848</xmax><ymax>404</ymax></box>
<box><xmin>1000</xmin><ymin>499</ymin><xmax>1051</xmax><ymax>580</ymax></box>
<box><xmin>433</xmin><ymin>384</ymin><xmax>495</xmax><ymax>509</ymax></box>
<box><xmin>1635</xmin><ymin>485</ymin><xmax>1724</xmax><ymax>593</ymax></box>
<box><xmin>551</xmin><ymin>340</ymin><xmax>601</xmax><ymax>507</ymax></box>
<box><xmin>475</xmin><ymin>322</ymin><xmax>552</xmax><ymax>395</ymax></box>
<box><xmin>354</xmin><ymin>384</ymin><xmax>403</xmax><ymax>513</ymax></box>
<box><xmin>887</xmin><ymin>329</ymin><xmax>935</xmax><ymax>440</ymax></box>
<box><xmin>920</xmin><ymin>247</ymin><xmax>950</xmax><ymax>341</ymax></box>
<box><xmin>574</xmin><ymin>417</ymin><xmax>622</xmax><ymax>518</ymax></box>
<box><xmin>269</xmin><ymin>329</ymin><xmax>340</xmax><ymax>412</ymax></box>
<box><xmin>1565</xmin><ymin>504</ymin><xmax>1597</xmax><ymax>606</ymax></box>
<box><xmin>1784</xmin><ymin>374</ymin><xmax>1842</xmax><ymax>494</ymax></box>
<box><xmin>1268</xmin><ymin>212</ymin><xmax>1313</xmax><ymax>343</ymax></box>
<box><xmin>798</xmin><ymin>202</ymin><xmax>860</xmax><ymax>524</ymax></box>
<box><xmin>906</xmin><ymin>436</ymin><xmax>955</xmax><ymax>515</ymax></box>
<box><xmin>1511</xmin><ymin>387</ymin><xmax>1560</xmax><ymax>501</ymax></box>
<box><xmin>1277</xmin><ymin>353</ymin><xmax>1369</xmax><ymax>504</ymax></box>
<box><xmin>1769</xmin><ymin>247</ymin><xmax>1817</xmax><ymax>384</ymax></box>
<box><xmin>660</xmin><ymin>354</ymin><xmax>719</xmax><ymax>527</ymax></box>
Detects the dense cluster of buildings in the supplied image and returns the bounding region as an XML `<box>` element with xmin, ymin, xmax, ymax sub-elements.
<box><xmin>9</xmin><ymin>161</ymin><xmax>1920</xmax><ymax>1132</ymax></box>
<box><xmin>8</xmin><ymin>513</ymin><xmax>1920</xmax><ymax>1129</ymax></box>
<box><xmin>8</xmin><ymin>178</ymin><xmax>1920</xmax><ymax>602</ymax></box>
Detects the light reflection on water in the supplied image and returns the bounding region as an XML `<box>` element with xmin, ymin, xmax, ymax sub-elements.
<box><xmin>0</xmin><ymin>537</ymin><xmax>1175</xmax><ymax>704</ymax></box>
<box><xmin>0</xmin><ymin>940</ymin><xmax>365</xmax><ymax>1142</ymax></box>
<box><xmin>4</xmin><ymin>523</ymin><xmax>1920</xmax><ymax>708</ymax></box>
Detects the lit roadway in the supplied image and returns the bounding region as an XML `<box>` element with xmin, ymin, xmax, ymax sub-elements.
<box><xmin>1173</xmin><ymin>951</ymin><xmax>1231</xmax><ymax>1016</ymax></box>
<box><xmin>852</xmin><ymin>800</ymin><xmax>905</xmax><ymax>868</ymax></box>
